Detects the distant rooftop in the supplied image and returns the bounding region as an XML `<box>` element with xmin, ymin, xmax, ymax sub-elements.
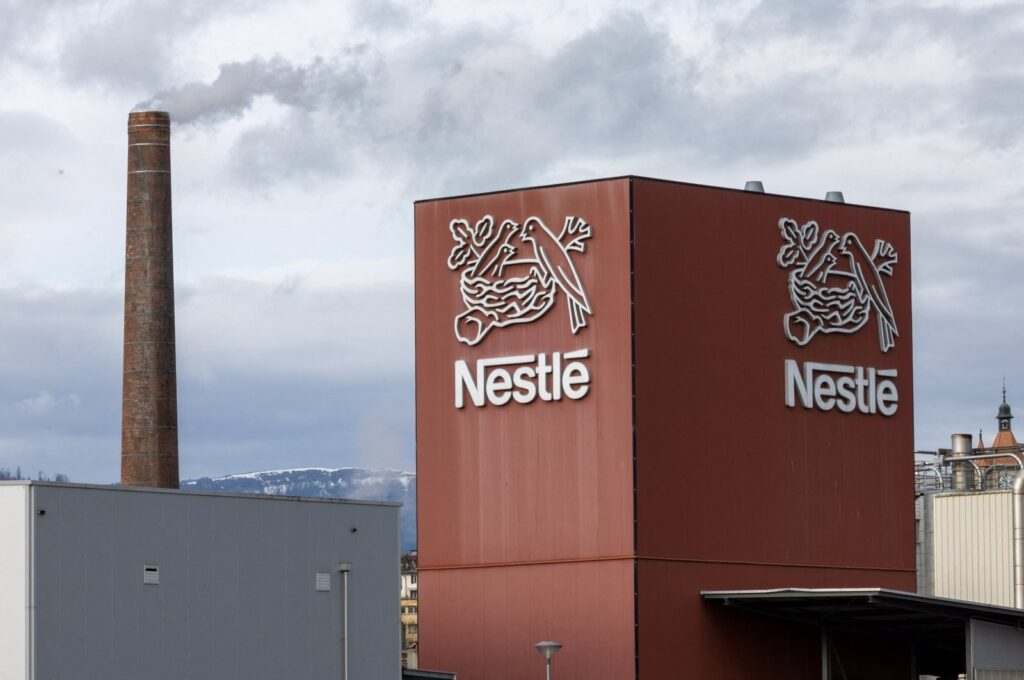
<box><xmin>0</xmin><ymin>480</ymin><xmax>401</xmax><ymax>507</ymax></box>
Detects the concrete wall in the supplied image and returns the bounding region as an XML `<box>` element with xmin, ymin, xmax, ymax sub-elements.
<box><xmin>0</xmin><ymin>485</ymin><xmax>28</xmax><ymax>680</ymax></box>
<box><xmin>932</xmin><ymin>491</ymin><xmax>1014</xmax><ymax>607</ymax></box>
<box><xmin>20</xmin><ymin>483</ymin><xmax>398</xmax><ymax>680</ymax></box>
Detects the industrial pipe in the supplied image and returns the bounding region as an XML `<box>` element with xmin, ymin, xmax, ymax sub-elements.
<box><xmin>940</xmin><ymin>451</ymin><xmax>1024</xmax><ymax>468</ymax></box>
<box><xmin>913</xmin><ymin>463</ymin><xmax>943</xmax><ymax>494</ymax></box>
<box><xmin>1015</xmin><ymin>471</ymin><xmax>1024</xmax><ymax>609</ymax></box>
<box><xmin>339</xmin><ymin>562</ymin><xmax>351</xmax><ymax>680</ymax></box>
<box><xmin>951</xmin><ymin>434</ymin><xmax>973</xmax><ymax>490</ymax></box>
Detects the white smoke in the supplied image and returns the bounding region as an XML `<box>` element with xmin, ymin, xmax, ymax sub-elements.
<box><xmin>134</xmin><ymin>52</ymin><xmax>372</xmax><ymax>125</ymax></box>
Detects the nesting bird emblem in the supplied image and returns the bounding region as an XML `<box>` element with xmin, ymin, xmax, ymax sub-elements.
<box><xmin>447</xmin><ymin>215</ymin><xmax>592</xmax><ymax>346</ymax></box>
<box><xmin>777</xmin><ymin>218</ymin><xmax>899</xmax><ymax>352</ymax></box>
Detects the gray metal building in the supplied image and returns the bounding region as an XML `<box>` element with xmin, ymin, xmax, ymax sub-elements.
<box><xmin>0</xmin><ymin>481</ymin><xmax>400</xmax><ymax>680</ymax></box>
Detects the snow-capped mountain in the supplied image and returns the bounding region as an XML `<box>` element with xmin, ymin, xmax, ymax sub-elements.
<box><xmin>182</xmin><ymin>467</ymin><xmax>416</xmax><ymax>551</ymax></box>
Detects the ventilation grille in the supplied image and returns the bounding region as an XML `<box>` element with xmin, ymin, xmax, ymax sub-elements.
<box><xmin>315</xmin><ymin>572</ymin><xmax>331</xmax><ymax>592</ymax></box>
<box><xmin>143</xmin><ymin>565</ymin><xmax>160</xmax><ymax>585</ymax></box>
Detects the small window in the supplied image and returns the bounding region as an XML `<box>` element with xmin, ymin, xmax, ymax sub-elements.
<box><xmin>410</xmin><ymin>589</ymin><xmax>417</xmax><ymax>599</ymax></box>
<box><xmin>411</xmin><ymin>573</ymin><xmax>418</xmax><ymax>584</ymax></box>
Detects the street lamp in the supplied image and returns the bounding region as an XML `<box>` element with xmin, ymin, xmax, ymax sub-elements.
<box><xmin>534</xmin><ymin>641</ymin><xmax>562</xmax><ymax>680</ymax></box>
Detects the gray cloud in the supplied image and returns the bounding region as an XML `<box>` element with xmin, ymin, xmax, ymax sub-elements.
<box><xmin>0</xmin><ymin>272</ymin><xmax>414</xmax><ymax>482</ymax></box>
<box><xmin>6</xmin><ymin>0</ymin><xmax>1024</xmax><ymax>473</ymax></box>
<box><xmin>57</xmin><ymin>0</ymin><xmax>271</xmax><ymax>89</ymax></box>
<box><xmin>0</xmin><ymin>284</ymin><xmax>122</xmax><ymax>480</ymax></box>
<box><xmin>227</xmin><ymin>111</ymin><xmax>346</xmax><ymax>186</ymax></box>
<box><xmin>349</xmin><ymin>0</ymin><xmax>423</xmax><ymax>30</ymax></box>
<box><xmin>0</xmin><ymin>111</ymin><xmax>76</xmax><ymax>153</ymax></box>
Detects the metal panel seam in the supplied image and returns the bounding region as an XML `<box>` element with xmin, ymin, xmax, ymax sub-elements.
<box><xmin>629</xmin><ymin>177</ymin><xmax>639</xmax><ymax>680</ymax></box>
<box><xmin>419</xmin><ymin>555</ymin><xmax>636</xmax><ymax>571</ymax></box>
<box><xmin>633</xmin><ymin>555</ymin><xmax>916</xmax><ymax>572</ymax></box>
<box><xmin>26</xmin><ymin>485</ymin><xmax>34</xmax><ymax>680</ymax></box>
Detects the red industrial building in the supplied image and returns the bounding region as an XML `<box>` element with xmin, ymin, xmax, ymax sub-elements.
<box><xmin>413</xmin><ymin>177</ymin><xmax>978</xmax><ymax>678</ymax></box>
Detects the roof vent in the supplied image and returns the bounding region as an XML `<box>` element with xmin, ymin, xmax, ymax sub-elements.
<box><xmin>825</xmin><ymin>191</ymin><xmax>845</xmax><ymax>203</ymax></box>
<box><xmin>744</xmin><ymin>181</ymin><xmax>765</xmax><ymax>193</ymax></box>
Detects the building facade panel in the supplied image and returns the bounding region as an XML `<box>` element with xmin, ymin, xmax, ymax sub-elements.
<box><xmin>419</xmin><ymin>560</ymin><xmax>635</xmax><ymax>680</ymax></box>
<box><xmin>415</xmin><ymin>179</ymin><xmax>635</xmax><ymax>570</ymax></box>
<box><xmin>638</xmin><ymin>560</ymin><xmax>913</xmax><ymax>677</ymax></box>
<box><xmin>933</xmin><ymin>491</ymin><xmax>1014</xmax><ymax>607</ymax></box>
<box><xmin>631</xmin><ymin>178</ymin><xmax>915</xmax><ymax>572</ymax></box>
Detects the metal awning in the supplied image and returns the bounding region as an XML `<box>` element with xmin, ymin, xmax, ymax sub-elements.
<box><xmin>702</xmin><ymin>588</ymin><xmax>1024</xmax><ymax>677</ymax></box>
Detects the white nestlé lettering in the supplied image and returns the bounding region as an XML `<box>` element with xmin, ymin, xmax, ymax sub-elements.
<box><xmin>455</xmin><ymin>350</ymin><xmax>591</xmax><ymax>408</ymax></box>
<box><xmin>785</xmin><ymin>359</ymin><xmax>898</xmax><ymax>416</ymax></box>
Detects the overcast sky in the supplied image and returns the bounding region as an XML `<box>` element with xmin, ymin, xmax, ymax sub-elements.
<box><xmin>0</xmin><ymin>0</ymin><xmax>1021</xmax><ymax>482</ymax></box>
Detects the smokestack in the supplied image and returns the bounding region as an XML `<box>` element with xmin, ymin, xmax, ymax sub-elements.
<box><xmin>121</xmin><ymin>111</ymin><xmax>179</xmax><ymax>488</ymax></box>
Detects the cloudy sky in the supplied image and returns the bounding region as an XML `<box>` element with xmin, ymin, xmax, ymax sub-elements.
<box><xmin>0</xmin><ymin>0</ymin><xmax>1021</xmax><ymax>482</ymax></box>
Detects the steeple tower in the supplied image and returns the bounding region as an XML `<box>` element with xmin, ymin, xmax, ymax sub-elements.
<box><xmin>991</xmin><ymin>379</ymin><xmax>1018</xmax><ymax>449</ymax></box>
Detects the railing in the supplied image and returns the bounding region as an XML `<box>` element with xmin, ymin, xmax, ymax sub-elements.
<box><xmin>915</xmin><ymin>447</ymin><xmax>1024</xmax><ymax>495</ymax></box>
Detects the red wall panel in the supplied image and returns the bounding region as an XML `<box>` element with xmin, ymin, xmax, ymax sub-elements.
<box><xmin>420</xmin><ymin>560</ymin><xmax>635</xmax><ymax>680</ymax></box>
<box><xmin>637</xmin><ymin>560</ymin><xmax>912</xmax><ymax>678</ymax></box>
<box><xmin>415</xmin><ymin>180</ymin><xmax>637</xmax><ymax>680</ymax></box>
<box><xmin>632</xmin><ymin>178</ymin><xmax>915</xmax><ymax>573</ymax></box>
<box><xmin>415</xmin><ymin>180</ymin><xmax>634</xmax><ymax>568</ymax></box>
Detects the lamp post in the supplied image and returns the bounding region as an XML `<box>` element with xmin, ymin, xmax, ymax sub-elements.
<box><xmin>534</xmin><ymin>641</ymin><xmax>562</xmax><ymax>680</ymax></box>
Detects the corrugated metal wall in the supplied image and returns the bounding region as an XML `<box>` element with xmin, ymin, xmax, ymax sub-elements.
<box><xmin>932</xmin><ymin>491</ymin><xmax>1014</xmax><ymax>607</ymax></box>
<box><xmin>977</xmin><ymin>671</ymin><xmax>1024</xmax><ymax>679</ymax></box>
<box><xmin>27</xmin><ymin>483</ymin><xmax>400</xmax><ymax>680</ymax></box>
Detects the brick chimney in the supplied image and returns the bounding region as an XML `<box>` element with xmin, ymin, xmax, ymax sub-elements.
<box><xmin>121</xmin><ymin>111</ymin><xmax>179</xmax><ymax>488</ymax></box>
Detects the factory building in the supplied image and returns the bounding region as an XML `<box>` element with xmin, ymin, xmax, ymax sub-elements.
<box><xmin>916</xmin><ymin>393</ymin><xmax>1024</xmax><ymax>610</ymax></box>
<box><xmin>0</xmin><ymin>481</ymin><xmax>400</xmax><ymax>679</ymax></box>
<box><xmin>414</xmin><ymin>177</ymin><xmax>1024</xmax><ymax>678</ymax></box>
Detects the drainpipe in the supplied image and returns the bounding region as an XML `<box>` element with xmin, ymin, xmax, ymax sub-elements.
<box><xmin>1015</xmin><ymin>472</ymin><xmax>1024</xmax><ymax>609</ymax></box>
<box><xmin>338</xmin><ymin>562</ymin><xmax>351</xmax><ymax>680</ymax></box>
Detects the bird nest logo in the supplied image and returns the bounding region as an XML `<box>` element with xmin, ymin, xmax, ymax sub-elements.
<box><xmin>447</xmin><ymin>215</ymin><xmax>592</xmax><ymax>346</ymax></box>
<box><xmin>777</xmin><ymin>218</ymin><xmax>898</xmax><ymax>352</ymax></box>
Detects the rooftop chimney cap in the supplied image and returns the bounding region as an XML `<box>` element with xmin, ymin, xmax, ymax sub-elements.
<box><xmin>825</xmin><ymin>191</ymin><xmax>845</xmax><ymax>203</ymax></box>
<box><xmin>128</xmin><ymin>110</ymin><xmax>170</xmax><ymax>124</ymax></box>
<box><xmin>951</xmin><ymin>433</ymin><xmax>973</xmax><ymax>456</ymax></box>
<box><xmin>744</xmin><ymin>180</ymin><xmax>765</xmax><ymax>193</ymax></box>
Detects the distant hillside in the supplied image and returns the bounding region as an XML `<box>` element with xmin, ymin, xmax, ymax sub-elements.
<box><xmin>182</xmin><ymin>467</ymin><xmax>416</xmax><ymax>551</ymax></box>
